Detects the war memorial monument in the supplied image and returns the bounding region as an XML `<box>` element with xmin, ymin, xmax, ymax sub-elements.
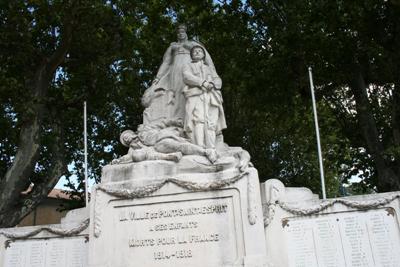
<box><xmin>1</xmin><ymin>25</ymin><xmax>400</xmax><ymax>267</ymax></box>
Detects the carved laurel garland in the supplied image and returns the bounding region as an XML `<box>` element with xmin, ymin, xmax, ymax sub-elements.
<box><xmin>93</xmin><ymin>188</ymin><xmax>104</xmax><ymax>238</ymax></box>
<box><xmin>263</xmin><ymin>194</ymin><xmax>400</xmax><ymax>227</ymax></box>
<box><xmin>93</xmin><ymin>171</ymin><xmax>251</xmax><ymax>237</ymax></box>
<box><xmin>247</xmin><ymin>175</ymin><xmax>257</xmax><ymax>225</ymax></box>
<box><xmin>97</xmin><ymin>172</ymin><xmax>248</xmax><ymax>197</ymax></box>
<box><xmin>0</xmin><ymin>219</ymin><xmax>89</xmax><ymax>239</ymax></box>
<box><xmin>263</xmin><ymin>204</ymin><xmax>276</xmax><ymax>228</ymax></box>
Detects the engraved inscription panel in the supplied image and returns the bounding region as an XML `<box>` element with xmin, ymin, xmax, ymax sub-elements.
<box><xmin>284</xmin><ymin>208</ymin><xmax>400</xmax><ymax>267</ymax></box>
<box><xmin>111</xmin><ymin>190</ymin><xmax>243</xmax><ymax>267</ymax></box>
<box><xmin>3</xmin><ymin>236</ymin><xmax>88</xmax><ymax>267</ymax></box>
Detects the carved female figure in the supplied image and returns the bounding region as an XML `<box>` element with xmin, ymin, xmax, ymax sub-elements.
<box><xmin>143</xmin><ymin>25</ymin><xmax>216</xmax><ymax>122</ymax></box>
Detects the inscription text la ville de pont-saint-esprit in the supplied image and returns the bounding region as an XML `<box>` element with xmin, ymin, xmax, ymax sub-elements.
<box><xmin>118</xmin><ymin>203</ymin><xmax>229</xmax><ymax>261</ymax></box>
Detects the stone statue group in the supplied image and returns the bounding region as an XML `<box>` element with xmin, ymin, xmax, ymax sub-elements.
<box><xmin>112</xmin><ymin>25</ymin><xmax>250</xmax><ymax>171</ymax></box>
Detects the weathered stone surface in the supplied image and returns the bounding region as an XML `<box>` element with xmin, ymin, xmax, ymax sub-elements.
<box><xmin>0</xmin><ymin>208</ymin><xmax>89</xmax><ymax>267</ymax></box>
<box><xmin>95</xmin><ymin>26</ymin><xmax>269</xmax><ymax>266</ymax></box>
<box><xmin>111</xmin><ymin>24</ymin><xmax>245</xmax><ymax>169</ymax></box>
<box><xmin>262</xmin><ymin>179</ymin><xmax>400</xmax><ymax>267</ymax></box>
<box><xmin>2</xmin><ymin>236</ymin><xmax>88</xmax><ymax>267</ymax></box>
<box><xmin>61</xmin><ymin>207</ymin><xmax>89</xmax><ymax>224</ymax></box>
<box><xmin>143</xmin><ymin>24</ymin><xmax>217</xmax><ymax>124</ymax></box>
<box><xmin>89</xmin><ymin>167</ymin><xmax>268</xmax><ymax>267</ymax></box>
<box><xmin>284</xmin><ymin>208</ymin><xmax>400</xmax><ymax>267</ymax></box>
<box><xmin>102</xmin><ymin>155</ymin><xmax>239</xmax><ymax>183</ymax></box>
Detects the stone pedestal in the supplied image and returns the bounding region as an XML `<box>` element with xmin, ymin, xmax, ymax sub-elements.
<box><xmin>261</xmin><ymin>179</ymin><xmax>400</xmax><ymax>267</ymax></box>
<box><xmin>88</xmin><ymin>161</ymin><xmax>268</xmax><ymax>267</ymax></box>
<box><xmin>0</xmin><ymin>208</ymin><xmax>89</xmax><ymax>267</ymax></box>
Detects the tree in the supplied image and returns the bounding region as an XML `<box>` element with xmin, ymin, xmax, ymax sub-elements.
<box><xmin>2</xmin><ymin>0</ymin><xmax>399</xmax><ymax>227</ymax></box>
<box><xmin>0</xmin><ymin>0</ymin><xmax>137</xmax><ymax>227</ymax></box>
<box><xmin>0</xmin><ymin>0</ymin><xmax>223</xmax><ymax>227</ymax></box>
<box><xmin>249</xmin><ymin>0</ymin><xmax>400</xmax><ymax>192</ymax></box>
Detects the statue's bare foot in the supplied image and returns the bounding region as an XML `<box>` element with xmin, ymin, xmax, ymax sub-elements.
<box><xmin>205</xmin><ymin>149</ymin><xmax>218</xmax><ymax>163</ymax></box>
<box><xmin>170</xmin><ymin>152</ymin><xmax>183</xmax><ymax>162</ymax></box>
<box><xmin>236</xmin><ymin>150</ymin><xmax>251</xmax><ymax>171</ymax></box>
<box><xmin>238</xmin><ymin>160</ymin><xmax>248</xmax><ymax>172</ymax></box>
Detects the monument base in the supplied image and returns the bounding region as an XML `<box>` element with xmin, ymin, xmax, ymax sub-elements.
<box><xmin>0</xmin><ymin>208</ymin><xmax>89</xmax><ymax>267</ymax></box>
<box><xmin>88</xmin><ymin>163</ymin><xmax>268</xmax><ymax>267</ymax></box>
<box><xmin>262</xmin><ymin>179</ymin><xmax>400</xmax><ymax>267</ymax></box>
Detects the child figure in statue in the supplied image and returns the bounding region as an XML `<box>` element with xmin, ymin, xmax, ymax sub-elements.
<box><xmin>182</xmin><ymin>46</ymin><xmax>227</xmax><ymax>149</ymax></box>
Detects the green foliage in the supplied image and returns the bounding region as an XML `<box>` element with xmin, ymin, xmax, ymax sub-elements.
<box><xmin>1</xmin><ymin>0</ymin><xmax>400</xmax><ymax>215</ymax></box>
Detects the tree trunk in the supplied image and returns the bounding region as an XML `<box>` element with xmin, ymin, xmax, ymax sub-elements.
<box><xmin>0</xmin><ymin>21</ymin><xmax>73</xmax><ymax>227</ymax></box>
<box><xmin>0</xmin><ymin>119</ymin><xmax>67</xmax><ymax>227</ymax></box>
<box><xmin>0</xmin><ymin>63</ymin><xmax>49</xmax><ymax>227</ymax></box>
<box><xmin>350</xmin><ymin>67</ymin><xmax>400</xmax><ymax>191</ymax></box>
